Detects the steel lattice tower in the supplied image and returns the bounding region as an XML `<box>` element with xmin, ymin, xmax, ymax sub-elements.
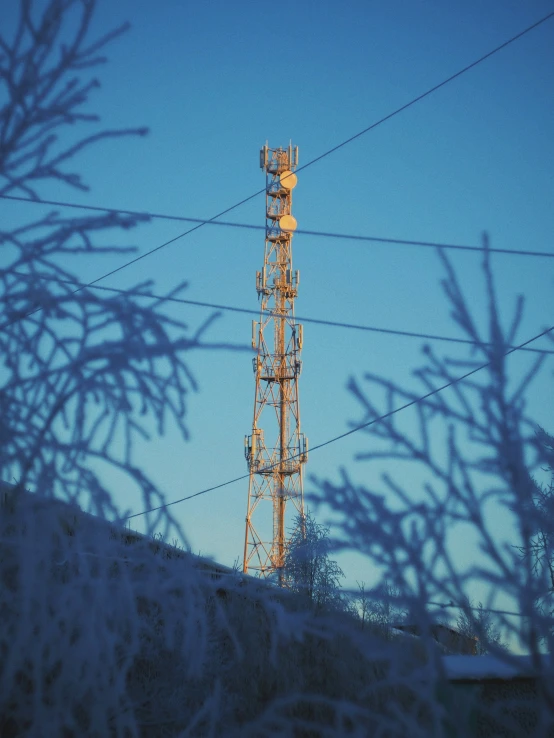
<box><xmin>243</xmin><ymin>143</ymin><xmax>308</xmax><ymax>581</ymax></box>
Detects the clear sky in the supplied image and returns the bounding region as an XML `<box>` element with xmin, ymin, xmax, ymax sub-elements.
<box><xmin>3</xmin><ymin>1</ymin><xmax>554</xmax><ymax>595</ymax></box>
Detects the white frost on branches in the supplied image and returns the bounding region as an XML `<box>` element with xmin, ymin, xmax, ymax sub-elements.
<box><xmin>283</xmin><ymin>510</ymin><xmax>346</xmax><ymax>613</ymax></box>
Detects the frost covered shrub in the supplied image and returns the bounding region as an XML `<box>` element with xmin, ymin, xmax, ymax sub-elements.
<box><xmin>0</xmin><ymin>490</ymin><xmax>437</xmax><ymax>737</ymax></box>
<box><xmin>0</xmin><ymin>494</ymin><xmax>223</xmax><ymax>735</ymax></box>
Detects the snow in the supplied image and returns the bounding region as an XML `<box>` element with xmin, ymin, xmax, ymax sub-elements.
<box><xmin>443</xmin><ymin>654</ymin><xmax>551</xmax><ymax>681</ymax></box>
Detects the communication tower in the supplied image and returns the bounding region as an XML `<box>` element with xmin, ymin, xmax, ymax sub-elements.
<box><xmin>243</xmin><ymin>143</ymin><xmax>307</xmax><ymax>581</ymax></box>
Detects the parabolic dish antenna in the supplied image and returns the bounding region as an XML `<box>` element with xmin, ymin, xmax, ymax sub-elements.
<box><xmin>279</xmin><ymin>170</ymin><xmax>297</xmax><ymax>190</ymax></box>
<box><xmin>279</xmin><ymin>214</ymin><xmax>297</xmax><ymax>232</ymax></box>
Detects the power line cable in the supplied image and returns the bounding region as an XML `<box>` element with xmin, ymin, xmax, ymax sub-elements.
<box><xmin>7</xmin><ymin>270</ymin><xmax>553</xmax><ymax>355</ymax></box>
<box><xmin>2</xmin><ymin>8</ymin><xmax>553</xmax><ymax>297</ymax></box>
<box><xmin>125</xmin><ymin>323</ymin><xmax>554</xmax><ymax>520</ymax></box>
<box><xmin>2</xmin><ymin>193</ymin><xmax>553</xmax><ymax>259</ymax></box>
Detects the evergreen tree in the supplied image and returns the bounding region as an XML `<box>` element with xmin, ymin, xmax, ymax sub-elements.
<box><xmin>283</xmin><ymin>510</ymin><xmax>345</xmax><ymax>612</ymax></box>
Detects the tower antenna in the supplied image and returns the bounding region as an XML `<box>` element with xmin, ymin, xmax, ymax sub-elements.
<box><xmin>243</xmin><ymin>143</ymin><xmax>307</xmax><ymax>582</ymax></box>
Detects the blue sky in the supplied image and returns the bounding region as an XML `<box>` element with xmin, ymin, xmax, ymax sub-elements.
<box><xmin>3</xmin><ymin>1</ymin><xmax>554</xmax><ymax>596</ymax></box>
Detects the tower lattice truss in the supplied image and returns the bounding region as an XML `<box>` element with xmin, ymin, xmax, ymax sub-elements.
<box><xmin>243</xmin><ymin>144</ymin><xmax>308</xmax><ymax>579</ymax></box>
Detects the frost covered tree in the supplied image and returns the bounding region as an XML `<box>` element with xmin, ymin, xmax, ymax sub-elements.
<box><xmin>522</xmin><ymin>427</ymin><xmax>554</xmax><ymax>634</ymax></box>
<box><xmin>455</xmin><ymin>599</ymin><xmax>506</xmax><ymax>655</ymax></box>
<box><xmin>283</xmin><ymin>510</ymin><xmax>346</xmax><ymax>612</ymax></box>
<box><xmin>352</xmin><ymin>580</ymin><xmax>407</xmax><ymax>636</ymax></box>
<box><xmin>315</xmin><ymin>238</ymin><xmax>554</xmax><ymax>733</ymax></box>
<box><xmin>0</xmin><ymin>0</ymin><xmax>218</xmax><ymax>525</ymax></box>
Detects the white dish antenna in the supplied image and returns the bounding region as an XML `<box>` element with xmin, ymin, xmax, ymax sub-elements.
<box><xmin>279</xmin><ymin>214</ymin><xmax>297</xmax><ymax>232</ymax></box>
<box><xmin>279</xmin><ymin>170</ymin><xmax>297</xmax><ymax>190</ymax></box>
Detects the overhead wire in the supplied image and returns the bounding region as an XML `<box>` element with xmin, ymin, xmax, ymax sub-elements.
<box><xmin>125</xmin><ymin>323</ymin><xmax>554</xmax><ymax>520</ymax></box>
<box><xmin>6</xmin><ymin>270</ymin><xmax>554</xmax><ymax>355</ymax></box>
<box><xmin>2</xmin><ymin>193</ymin><xmax>553</xmax><ymax>259</ymax></box>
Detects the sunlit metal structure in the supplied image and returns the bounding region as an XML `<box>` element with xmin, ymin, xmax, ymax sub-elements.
<box><xmin>243</xmin><ymin>143</ymin><xmax>307</xmax><ymax>581</ymax></box>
